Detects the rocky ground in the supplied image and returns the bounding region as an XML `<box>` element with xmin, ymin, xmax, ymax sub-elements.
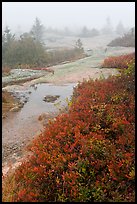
<box><xmin>2</xmin><ymin>91</ymin><xmax>23</xmax><ymax>119</ymax></box>
<box><xmin>2</xmin><ymin>111</ymin><xmax>58</xmax><ymax>176</ymax></box>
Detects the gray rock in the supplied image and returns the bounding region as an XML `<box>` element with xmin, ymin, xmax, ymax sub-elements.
<box><xmin>43</xmin><ymin>95</ymin><xmax>60</xmax><ymax>103</ymax></box>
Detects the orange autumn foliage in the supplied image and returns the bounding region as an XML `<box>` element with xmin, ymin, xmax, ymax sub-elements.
<box><xmin>3</xmin><ymin>59</ymin><xmax>135</xmax><ymax>202</ymax></box>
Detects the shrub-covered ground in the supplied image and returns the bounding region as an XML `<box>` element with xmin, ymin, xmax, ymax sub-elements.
<box><xmin>2</xmin><ymin>57</ymin><xmax>135</xmax><ymax>202</ymax></box>
<box><xmin>101</xmin><ymin>52</ymin><xmax>135</xmax><ymax>69</ymax></box>
<box><xmin>107</xmin><ymin>29</ymin><xmax>135</xmax><ymax>47</ymax></box>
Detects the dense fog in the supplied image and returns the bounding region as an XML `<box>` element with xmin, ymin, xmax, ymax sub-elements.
<box><xmin>2</xmin><ymin>2</ymin><xmax>135</xmax><ymax>35</ymax></box>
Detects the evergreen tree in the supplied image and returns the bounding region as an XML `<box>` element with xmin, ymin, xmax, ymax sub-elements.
<box><xmin>2</xmin><ymin>26</ymin><xmax>15</xmax><ymax>65</ymax></box>
<box><xmin>80</xmin><ymin>26</ymin><xmax>90</xmax><ymax>37</ymax></box>
<box><xmin>101</xmin><ymin>16</ymin><xmax>113</xmax><ymax>35</ymax></box>
<box><xmin>3</xmin><ymin>26</ymin><xmax>15</xmax><ymax>44</ymax></box>
<box><xmin>75</xmin><ymin>39</ymin><xmax>84</xmax><ymax>53</ymax></box>
<box><xmin>30</xmin><ymin>17</ymin><xmax>45</xmax><ymax>44</ymax></box>
<box><xmin>116</xmin><ymin>21</ymin><xmax>125</xmax><ymax>35</ymax></box>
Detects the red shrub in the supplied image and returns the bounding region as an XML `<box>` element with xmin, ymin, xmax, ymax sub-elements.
<box><xmin>101</xmin><ymin>53</ymin><xmax>135</xmax><ymax>69</ymax></box>
<box><xmin>5</xmin><ymin>62</ymin><xmax>135</xmax><ymax>202</ymax></box>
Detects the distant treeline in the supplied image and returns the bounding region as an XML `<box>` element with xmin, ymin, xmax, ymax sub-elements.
<box><xmin>2</xmin><ymin>30</ymin><xmax>85</xmax><ymax>69</ymax></box>
<box><xmin>108</xmin><ymin>28</ymin><xmax>135</xmax><ymax>47</ymax></box>
<box><xmin>2</xmin><ymin>35</ymin><xmax>85</xmax><ymax>69</ymax></box>
<box><xmin>2</xmin><ymin>18</ymin><xmax>85</xmax><ymax>69</ymax></box>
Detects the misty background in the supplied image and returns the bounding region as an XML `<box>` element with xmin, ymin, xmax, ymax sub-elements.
<box><xmin>2</xmin><ymin>2</ymin><xmax>135</xmax><ymax>69</ymax></box>
<box><xmin>2</xmin><ymin>2</ymin><xmax>135</xmax><ymax>33</ymax></box>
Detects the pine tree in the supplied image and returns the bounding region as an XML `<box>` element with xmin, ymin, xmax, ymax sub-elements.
<box><xmin>30</xmin><ymin>17</ymin><xmax>45</xmax><ymax>44</ymax></box>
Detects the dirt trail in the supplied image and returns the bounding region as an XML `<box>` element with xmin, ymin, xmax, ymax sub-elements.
<box><xmin>2</xmin><ymin>111</ymin><xmax>57</xmax><ymax>176</ymax></box>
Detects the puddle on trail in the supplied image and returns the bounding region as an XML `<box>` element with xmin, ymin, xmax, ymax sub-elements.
<box><xmin>16</xmin><ymin>83</ymin><xmax>77</xmax><ymax>119</ymax></box>
<box><xmin>2</xmin><ymin>83</ymin><xmax>77</xmax><ymax>169</ymax></box>
<box><xmin>3</xmin><ymin>83</ymin><xmax>77</xmax><ymax>138</ymax></box>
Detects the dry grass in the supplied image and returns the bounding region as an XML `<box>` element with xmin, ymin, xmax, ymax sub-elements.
<box><xmin>2</xmin><ymin>66</ymin><xmax>11</xmax><ymax>76</ymax></box>
<box><xmin>2</xmin><ymin>91</ymin><xmax>19</xmax><ymax>118</ymax></box>
<box><xmin>2</xmin><ymin>172</ymin><xmax>16</xmax><ymax>202</ymax></box>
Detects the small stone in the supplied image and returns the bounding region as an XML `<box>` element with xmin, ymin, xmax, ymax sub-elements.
<box><xmin>10</xmin><ymin>106</ymin><xmax>20</xmax><ymax>112</ymax></box>
<box><xmin>18</xmin><ymin>103</ymin><xmax>24</xmax><ymax>108</ymax></box>
<box><xmin>24</xmin><ymin>98</ymin><xmax>28</xmax><ymax>103</ymax></box>
<box><xmin>38</xmin><ymin>113</ymin><xmax>48</xmax><ymax>121</ymax></box>
<box><xmin>43</xmin><ymin>95</ymin><xmax>60</xmax><ymax>103</ymax></box>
